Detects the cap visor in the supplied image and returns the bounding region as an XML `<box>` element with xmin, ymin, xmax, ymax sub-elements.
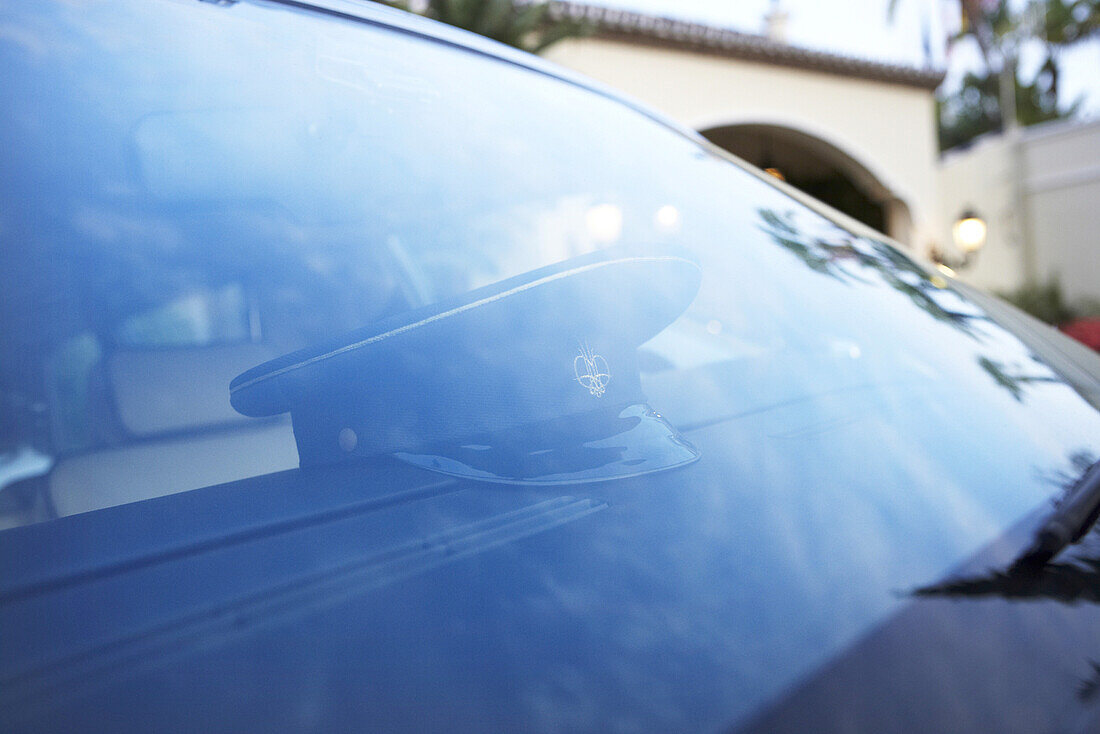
<box><xmin>393</xmin><ymin>403</ymin><xmax>699</xmax><ymax>485</ymax></box>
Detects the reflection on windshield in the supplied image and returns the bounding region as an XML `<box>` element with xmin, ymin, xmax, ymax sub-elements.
<box><xmin>911</xmin><ymin>451</ymin><xmax>1100</xmax><ymax>604</ymax></box>
<box><xmin>757</xmin><ymin>207</ymin><xmax>985</xmax><ymax>334</ymax></box>
<box><xmin>755</xmin><ymin>207</ymin><xmax>1074</xmax><ymax>405</ymax></box>
<box><xmin>912</xmin><ymin>539</ymin><xmax>1100</xmax><ymax>604</ymax></box>
<box><xmin>977</xmin><ymin>356</ymin><xmax>1062</xmax><ymax>402</ymax></box>
<box><xmin>1082</xmin><ymin>662</ymin><xmax>1100</xmax><ymax>702</ymax></box>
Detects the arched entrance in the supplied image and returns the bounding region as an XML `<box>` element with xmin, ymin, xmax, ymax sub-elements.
<box><xmin>700</xmin><ymin>123</ymin><xmax>913</xmax><ymax>244</ymax></box>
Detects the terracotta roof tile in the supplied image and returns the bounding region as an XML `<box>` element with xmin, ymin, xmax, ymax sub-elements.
<box><xmin>548</xmin><ymin>1</ymin><xmax>945</xmax><ymax>90</ymax></box>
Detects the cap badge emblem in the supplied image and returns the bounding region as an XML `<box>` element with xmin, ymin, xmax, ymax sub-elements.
<box><xmin>574</xmin><ymin>342</ymin><xmax>610</xmax><ymax>397</ymax></box>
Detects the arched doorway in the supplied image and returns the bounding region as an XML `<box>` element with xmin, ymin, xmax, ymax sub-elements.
<box><xmin>701</xmin><ymin>123</ymin><xmax>913</xmax><ymax>244</ymax></box>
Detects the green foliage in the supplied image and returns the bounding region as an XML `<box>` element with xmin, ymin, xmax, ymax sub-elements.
<box><xmin>895</xmin><ymin>0</ymin><xmax>1099</xmax><ymax>150</ymax></box>
<box><xmin>756</xmin><ymin>207</ymin><xmax>985</xmax><ymax>334</ymax></box>
<box><xmin>996</xmin><ymin>278</ymin><xmax>1076</xmax><ymax>325</ymax></box>
<box><xmin>386</xmin><ymin>0</ymin><xmax>591</xmax><ymax>54</ymax></box>
<box><xmin>936</xmin><ymin>64</ymin><xmax>1080</xmax><ymax>150</ymax></box>
<box><xmin>1038</xmin><ymin>0</ymin><xmax>1100</xmax><ymax>45</ymax></box>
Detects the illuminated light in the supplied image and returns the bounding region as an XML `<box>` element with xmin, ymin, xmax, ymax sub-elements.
<box><xmin>951</xmin><ymin>210</ymin><xmax>987</xmax><ymax>253</ymax></box>
<box><xmin>935</xmin><ymin>264</ymin><xmax>956</xmax><ymax>278</ymax></box>
<box><xmin>655</xmin><ymin>205</ymin><xmax>681</xmax><ymax>231</ymax></box>
<box><xmin>585</xmin><ymin>203</ymin><xmax>623</xmax><ymax>244</ymax></box>
<box><xmin>930</xmin><ymin>275</ymin><xmax>948</xmax><ymax>289</ymax></box>
<box><xmin>706</xmin><ymin>319</ymin><xmax>722</xmax><ymax>335</ymax></box>
<box><xmin>848</xmin><ymin>345</ymin><xmax>861</xmax><ymax>359</ymax></box>
<box><xmin>764</xmin><ymin>167</ymin><xmax>785</xmax><ymax>181</ymax></box>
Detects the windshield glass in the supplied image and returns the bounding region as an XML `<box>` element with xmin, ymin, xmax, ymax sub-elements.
<box><xmin>3</xmin><ymin>2</ymin><xmax>1100</xmax><ymax>730</ymax></box>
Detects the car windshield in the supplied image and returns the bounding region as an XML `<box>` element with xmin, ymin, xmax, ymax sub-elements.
<box><xmin>2</xmin><ymin>0</ymin><xmax>1098</xmax><ymax>518</ymax></box>
<box><xmin>5</xmin><ymin>2</ymin><xmax>1100</xmax><ymax>731</ymax></box>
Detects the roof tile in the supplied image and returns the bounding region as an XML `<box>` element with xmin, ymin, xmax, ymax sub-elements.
<box><xmin>548</xmin><ymin>1</ymin><xmax>945</xmax><ymax>90</ymax></box>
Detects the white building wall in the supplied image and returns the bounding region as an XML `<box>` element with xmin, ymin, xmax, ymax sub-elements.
<box><xmin>937</xmin><ymin>135</ymin><xmax>1025</xmax><ymax>292</ymax></box>
<box><xmin>1024</xmin><ymin>120</ymin><xmax>1100</xmax><ymax>304</ymax></box>
<box><xmin>937</xmin><ymin>118</ymin><xmax>1100</xmax><ymax>303</ymax></box>
<box><xmin>545</xmin><ymin>37</ymin><xmax>942</xmax><ymax>250</ymax></box>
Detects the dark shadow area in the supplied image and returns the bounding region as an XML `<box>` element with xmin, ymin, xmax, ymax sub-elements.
<box><xmin>704</xmin><ymin>124</ymin><xmax>888</xmax><ymax>234</ymax></box>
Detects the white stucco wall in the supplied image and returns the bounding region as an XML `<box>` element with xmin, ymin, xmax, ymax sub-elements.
<box><xmin>544</xmin><ymin>37</ymin><xmax>942</xmax><ymax>250</ymax></box>
<box><xmin>937</xmin><ymin>135</ymin><xmax>1026</xmax><ymax>292</ymax></box>
<box><xmin>1024</xmin><ymin>119</ymin><xmax>1100</xmax><ymax>304</ymax></box>
<box><xmin>938</xmin><ymin>117</ymin><xmax>1100</xmax><ymax>303</ymax></box>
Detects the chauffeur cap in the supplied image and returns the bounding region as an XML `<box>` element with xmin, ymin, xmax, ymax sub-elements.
<box><xmin>230</xmin><ymin>246</ymin><xmax>701</xmax><ymax>484</ymax></box>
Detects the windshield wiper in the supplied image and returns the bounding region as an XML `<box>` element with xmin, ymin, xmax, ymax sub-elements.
<box><xmin>1013</xmin><ymin>459</ymin><xmax>1100</xmax><ymax>569</ymax></box>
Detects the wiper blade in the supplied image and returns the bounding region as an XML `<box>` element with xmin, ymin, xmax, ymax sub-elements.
<box><xmin>1013</xmin><ymin>459</ymin><xmax>1100</xmax><ymax>569</ymax></box>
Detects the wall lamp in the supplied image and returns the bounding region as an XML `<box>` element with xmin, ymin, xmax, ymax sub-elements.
<box><xmin>933</xmin><ymin>208</ymin><xmax>987</xmax><ymax>271</ymax></box>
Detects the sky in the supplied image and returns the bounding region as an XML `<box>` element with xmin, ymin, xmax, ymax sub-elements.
<box><xmin>594</xmin><ymin>0</ymin><xmax>1100</xmax><ymax>116</ymax></box>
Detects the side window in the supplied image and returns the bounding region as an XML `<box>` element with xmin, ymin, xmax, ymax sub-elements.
<box><xmin>43</xmin><ymin>284</ymin><xmax>257</xmax><ymax>455</ymax></box>
<box><xmin>115</xmin><ymin>283</ymin><xmax>254</xmax><ymax>349</ymax></box>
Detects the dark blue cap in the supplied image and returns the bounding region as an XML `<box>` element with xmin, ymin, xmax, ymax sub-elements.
<box><xmin>230</xmin><ymin>247</ymin><xmax>701</xmax><ymax>484</ymax></box>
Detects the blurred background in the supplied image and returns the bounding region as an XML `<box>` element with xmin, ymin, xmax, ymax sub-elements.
<box><xmin>381</xmin><ymin>0</ymin><xmax>1100</xmax><ymax>348</ymax></box>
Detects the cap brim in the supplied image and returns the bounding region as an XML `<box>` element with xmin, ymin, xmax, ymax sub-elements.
<box><xmin>230</xmin><ymin>249</ymin><xmax>701</xmax><ymax>419</ymax></box>
<box><xmin>393</xmin><ymin>403</ymin><xmax>698</xmax><ymax>485</ymax></box>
